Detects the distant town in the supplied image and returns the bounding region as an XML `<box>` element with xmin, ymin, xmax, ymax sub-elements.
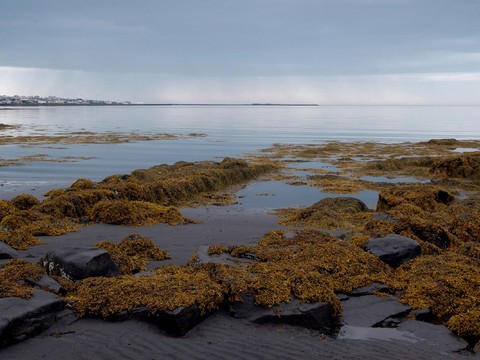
<box><xmin>0</xmin><ymin>94</ymin><xmax>131</xmax><ymax>106</ymax></box>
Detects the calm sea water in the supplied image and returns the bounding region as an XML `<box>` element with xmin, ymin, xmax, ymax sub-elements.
<box><xmin>1</xmin><ymin>105</ymin><xmax>479</xmax><ymax>197</ymax></box>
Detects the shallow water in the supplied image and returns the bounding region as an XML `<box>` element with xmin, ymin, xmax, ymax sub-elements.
<box><xmin>359</xmin><ymin>175</ymin><xmax>430</xmax><ymax>184</ymax></box>
<box><xmin>452</xmin><ymin>147</ymin><xmax>480</xmax><ymax>153</ymax></box>
<box><xmin>1</xmin><ymin>105</ymin><xmax>480</xmax><ymax>195</ymax></box>
<box><xmin>236</xmin><ymin>180</ymin><xmax>379</xmax><ymax>210</ymax></box>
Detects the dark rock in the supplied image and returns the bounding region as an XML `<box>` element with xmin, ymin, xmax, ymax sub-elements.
<box><xmin>342</xmin><ymin>295</ymin><xmax>411</xmax><ymax>327</ymax></box>
<box><xmin>347</xmin><ymin>283</ymin><xmax>390</xmax><ymax>297</ymax></box>
<box><xmin>364</xmin><ymin>234</ymin><xmax>421</xmax><ymax>268</ymax></box>
<box><xmin>406</xmin><ymin>223</ymin><xmax>451</xmax><ymax>249</ymax></box>
<box><xmin>41</xmin><ymin>247</ymin><xmax>120</xmax><ymax>281</ymax></box>
<box><xmin>24</xmin><ymin>275</ymin><xmax>67</xmax><ymax>296</ymax></box>
<box><xmin>232</xmin><ymin>295</ymin><xmax>338</xmax><ymax>335</ymax></box>
<box><xmin>0</xmin><ymin>242</ymin><xmax>18</xmax><ymax>260</ymax></box>
<box><xmin>375</xmin><ymin>316</ymin><xmax>404</xmax><ymax>328</ymax></box>
<box><xmin>133</xmin><ymin>304</ymin><xmax>205</xmax><ymax>336</ymax></box>
<box><xmin>411</xmin><ymin>308</ymin><xmax>434</xmax><ymax>322</ymax></box>
<box><xmin>337</xmin><ymin>294</ymin><xmax>349</xmax><ymax>301</ymax></box>
<box><xmin>107</xmin><ymin>305</ymin><xmax>208</xmax><ymax>336</ymax></box>
<box><xmin>0</xmin><ymin>289</ymin><xmax>65</xmax><ymax>347</ymax></box>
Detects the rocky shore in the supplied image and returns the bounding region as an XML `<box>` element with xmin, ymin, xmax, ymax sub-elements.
<box><xmin>1</xmin><ymin>140</ymin><xmax>480</xmax><ymax>358</ymax></box>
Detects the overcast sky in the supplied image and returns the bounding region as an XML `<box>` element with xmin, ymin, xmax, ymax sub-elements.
<box><xmin>1</xmin><ymin>0</ymin><xmax>480</xmax><ymax>104</ymax></box>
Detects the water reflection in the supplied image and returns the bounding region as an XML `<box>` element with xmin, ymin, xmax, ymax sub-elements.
<box><xmin>235</xmin><ymin>180</ymin><xmax>379</xmax><ymax>210</ymax></box>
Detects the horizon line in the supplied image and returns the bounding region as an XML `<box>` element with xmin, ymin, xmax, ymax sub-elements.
<box><xmin>3</xmin><ymin>103</ymin><xmax>480</xmax><ymax>107</ymax></box>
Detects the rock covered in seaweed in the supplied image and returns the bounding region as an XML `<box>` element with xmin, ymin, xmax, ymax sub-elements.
<box><xmin>278</xmin><ymin>197</ymin><xmax>370</xmax><ymax>229</ymax></box>
<box><xmin>430</xmin><ymin>152</ymin><xmax>480</xmax><ymax>179</ymax></box>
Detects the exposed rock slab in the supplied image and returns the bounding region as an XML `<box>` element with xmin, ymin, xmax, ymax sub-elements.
<box><xmin>346</xmin><ymin>283</ymin><xmax>390</xmax><ymax>297</ymax></box>
<box><xmin>41</xmin><ymin>247</ymin><xmax>120</xmax><ymax>281</ymax></box>
<box><xmin>24</xmin><ymin>275</ymin><xmax>67</xmax><ymax>296</ymax></box>
<box><xmin>364</xmin><ymin>234</ymin><xmax>421</xmax><ymax>268</ymax></box>
<box><xmin>0</xmin><ymin>242</ymin><xmax>18</xmax><ymax>260</ymax></box>
<box><xmin>397</xmin><ymin>320</ymin><xmax>469</xmax><ymax>354</ymax></box>
<box><xmin>342</xmin><ymin>295</ymin><xmax>411</xmax><ymax>327</ymax></box>
<box><xmin>0</xmin><ymin>289</ymin><xmax>65</xmax><ymax>347</ymax></box>
<box><xmin>232</xmin><ymin>295</ymin><xmax>338</xmax><ymax>335</ymax></box>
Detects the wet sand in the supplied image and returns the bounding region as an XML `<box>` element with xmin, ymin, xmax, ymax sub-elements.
<box><xmin>0</xmin><ymin>309</ymin><xmax>470</xmax><ymax>360</ymax></box>
<box><xmin>20</xmin><ymin>205</ymin><xmax>284</xmax><ymax>266</ymax></box>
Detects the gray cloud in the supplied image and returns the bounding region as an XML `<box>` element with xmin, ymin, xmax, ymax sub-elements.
<box><xmin>1</xmin><ymin>0</ymin><xmax>479</xmax><ymax>103</ymax></box>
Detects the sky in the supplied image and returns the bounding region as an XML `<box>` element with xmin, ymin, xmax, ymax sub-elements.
<box><xmin>1</xmin><ymin>0</ymin><xmax>480</xmax><ymax>104</ymax></box>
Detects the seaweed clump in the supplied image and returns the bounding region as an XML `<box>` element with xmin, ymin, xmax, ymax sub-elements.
<box><xmin>67</xmin><ymin>265</ymin><xmax>225</xmax><ymax>319</ymax></box>
<box><xmin>89</xmin><ymin>200</ymin><xmax>185</xmax><ymax>226</ymax></box>
<box><xmin>0</xmin><ymin>207</ymin><xmax>77</xmax><ymax>250</ymax></box>
<box><xmin>231</xmin><ymin>231</ymin><xmax>392</xmax><ymax>302</ymax></box>
<box><xmin>96</xmin><ymin>233</ymin><xmax>171</xmax><ymax>274</ymax></box>
<box><xmin>393</xmin><ymin>254</ymin><xmax>480</xmax><ymax>344</ymax></box>
<box><xmin>67</xmin><ymin>230</ymin><xmax>391</xmax><ymax>324</ymax></box>
<box><xmin>0</xmin><ymin>259</ymin><xmax>45</xmax><ymax>299</ymax></box>
<box><xmin>431</xmin><ymin>153</ymin><xmax>480</xmax><ymax>180</ymax></box>
<box><xmin>375</xmin><ymin>184</ymin><xmax>480</xmax><ymax>252</ymax></box>
<box><xmin>278</xmin><ymin>197</ymin><xmax>370</xmax><ymax>230</ymax></box>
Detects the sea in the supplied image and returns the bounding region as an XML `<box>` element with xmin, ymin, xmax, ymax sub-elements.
<box><xmin>1</xmin><ymin>105</ymin><xmax>479</xmax><ymax>201</ymax></box>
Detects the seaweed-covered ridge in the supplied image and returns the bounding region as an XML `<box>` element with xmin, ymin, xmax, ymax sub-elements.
<box><xmin>0</xmin><ymin>158</ymin><xmax>278</xmax><ymax>249</ymax></box>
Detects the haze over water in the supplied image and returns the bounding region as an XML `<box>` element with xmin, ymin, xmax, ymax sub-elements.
<box><xmin>1</xmin><ymin>105</ymin><xmax>480</xmax><ymax>195</ymax></box>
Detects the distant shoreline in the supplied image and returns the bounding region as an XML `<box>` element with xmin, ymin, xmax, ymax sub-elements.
<box><xmin>0</xmin><ymin>103</ymin><xmax>320</xmax><ymax>107</ymax></box>
<box><xmin>3</xmin><ymin>103</ymin><xmax>480</xmax><ymax>108</ymax></box>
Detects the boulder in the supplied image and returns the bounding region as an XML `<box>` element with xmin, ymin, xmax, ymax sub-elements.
<box><xmin>410</xmin><ymin>308</ymin><xmax>434</xmax><ymax>322</ymax></box>
<box><xmin>41</xmin><ymin>247</ymin><xmax>120</xmax><ymax>281</ymax></box>
<box><xmin>232</xmin><ymin>295</ymin><xmax>338</xmax><ymax>335</ymax></box>
<box><xmin>363</xmin><ymin>234</ymin><xmax>421</xmax><ymax>268</ymax></box>
<box><xmin>0</xmin><ymin>242</ymin><xmax>18</xmax><ymax>260</ymax></box>
<box><xmin>342</xmin><ymin>295</ymin><xmax>411</xmax><ymax>327</ymax></box>
<box><xmin>0</xmin><ymin>289</ymin><xmax>65</xmax><ymax>347</ymax></box>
